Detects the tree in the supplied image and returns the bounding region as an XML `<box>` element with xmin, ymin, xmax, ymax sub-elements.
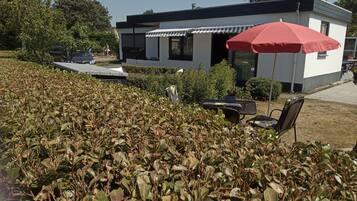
<box><xmin>143</xmin><ymin>9</ymin><xmax>154</xmax><ymax>15</ymax></box>
<box><xmin>0</xmin><ymin>0</ymin><xmax>23</xmax><ymax>49</ymax></box>
<box><xmin>53</xmin><ymin>0</ymin><xmax>111</xmax><ymax>31</ymax></box>
<box><xmin>1</xmin><ymin>0</ymin><xmax>114</xmax><ymax>62</ymax></box>
<box><xmin>58</xmin><ymin>24</ymin><xmax>100</xmax><ymax>61</ymax></box>
<box><xmin>89</xmin><ymin>30</ymin><xmax>119</xmax><ymax>55</ymax></box>
<box><xmin>53</xmin><ymin>0</ymin><xmax>116</xmax><ymax>57</ymax></box>
<box><xmin>335</xmin><ymin>0</ymin><xmax>357</xmax><ymax>36</ymax></box>
<box><xmin>19</xmin><ymin>0</ymin><xmax>66</xmax><ymax>64</ymax></box>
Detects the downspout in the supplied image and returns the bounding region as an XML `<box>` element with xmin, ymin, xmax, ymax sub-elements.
<box><xmin>354</xmin><ymin>38</ymin><xmax>357</xmax><ymax>58</ymax></box>
<box><xmin>118</xmin><ymin>29</ymin><xmax>123</xmax><ymax>61</ymax></box>
<box><xmin>133</xmin><ymin>26</ymin><xmax>136</xmax><ymax>49</ymax></box>
<box><xmin>290</xmin><ymin>1</ymin><xmax>300</xmax><ymax>93</ymax></box>
<box><xmin>133</xmin><ymin>25</ymin><xmax>137</xmax><ymax>64</ymax></box>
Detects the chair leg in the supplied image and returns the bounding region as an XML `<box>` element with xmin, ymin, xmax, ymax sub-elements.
<box><xmin>293</xmin><ymin>124</ymin><xmax>297</xmax><ymax>142</ymax></box>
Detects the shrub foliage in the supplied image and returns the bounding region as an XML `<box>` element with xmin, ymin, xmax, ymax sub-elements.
<box><xmin>209</xmin><ymin>60</ymin><xmax>236</xmax><ymax>99</ymax></box>
<box><xmin>123</xmin><ymin>65</ymin><xmax>178</xmax><ymax>75</ymax></box>
<box><xmin>246</xmin><ymin>77</ymin><xmax>282</xmax><ymax>101</ymax></box>
<box><xmin>0</xmin><ymin>59</ymin><xmax>356</xmax><ymax>200</ymax></box>
<box><xmin>127</xmin><ymin>60</ymin><xmax>236</xmax><ymax>103</ymax></box>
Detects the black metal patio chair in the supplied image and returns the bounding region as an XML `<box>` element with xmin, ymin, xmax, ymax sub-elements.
<box><xmin>247</xmin><ymin>96</ymin><xmax>304</xmax><ymax>142</ymax></box>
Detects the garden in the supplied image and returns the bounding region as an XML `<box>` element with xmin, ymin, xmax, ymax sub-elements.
<box><xmin>0</xmin><ymin>57</ymin><xmax>356</xmax><ymax>200</ymax></box>
<box><xmin>123</xmin><ymin>60</ymin><xmax>281</xmax><ymax>104</ymax></box>
<box><xmin>104</xmin><ymin>61</ymin><xmax>357</xmax><ymax>150</ymax></box>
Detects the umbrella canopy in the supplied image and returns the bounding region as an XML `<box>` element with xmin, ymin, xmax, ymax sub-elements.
<box><xmin>226</xmin><ymin>21</ymin><xmax>341</xmax><ymax>115</ymax></box>
<box><xmin>226</xmin><ymin>21</ymin><xmax>340</xmax><ymax>53</ymax></box>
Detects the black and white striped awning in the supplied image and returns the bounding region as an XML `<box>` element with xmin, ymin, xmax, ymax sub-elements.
<box><xmin>145</xmin><ymin>25</ymin><xmax>254</xmax><ymax>38</ymax></box>
<box><xmin>192</xmin><ymin>25</ymin><xmax>254</xmax><ymax>34</ymax></box>
<box><xmin>146</xmin><ymin>28</ymin><xmax>193</xmax><ymax>38</ymax></box>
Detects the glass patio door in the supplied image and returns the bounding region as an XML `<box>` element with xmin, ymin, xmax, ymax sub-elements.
<box><xmin>232</xmin><ymin>52</ymin><xmax>257</xmax><ymax>85</ymax></box>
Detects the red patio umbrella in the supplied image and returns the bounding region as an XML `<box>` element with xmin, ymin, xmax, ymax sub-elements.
<box><xmin>226</xmin><ymin>21</ymin><xmax>340</xmax><ymax>115</ymax></box>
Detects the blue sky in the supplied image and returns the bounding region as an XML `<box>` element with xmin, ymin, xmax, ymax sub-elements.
<box><xmin>98</xmin><ymin>0</ymin><xmax>337</xmax><ymax>26</ymax></box>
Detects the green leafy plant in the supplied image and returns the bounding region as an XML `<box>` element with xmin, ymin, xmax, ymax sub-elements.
<box><xmin>126</xmin><ymin>61</ymin><xmax>237</xmax><ymax>103</ymax></box>
<box><xmin>179</xmin><ymin>68</ymin><xmax>216</xmax><ymax>103</ymax></box>
<box><xmin>246</xmin><ymin>77</ymin><xmax>282</xmax><ymax>101</ymax></box>
<box><xmin>123</xmin><ymin>65</ymin><xmax>178</xmax><ymax>75</ymax></box>
<box><xmin>229</xmin><ymin>86</ymin><xmax>253</xmax><ymax>100</ymax></box>
<box><xmin>351</xmin><ymin>66</ymin><xmax>357</xmax><ymax>73</ymax></box>
<box><xmin>16</xmin><ymin>49</ymin><xmax>54</xmax><ymax>65</ymax></box>
<box><xmin>209</xmin><ymin>60</ymin><xmax>236</xmax><ymax>99</ymax></box>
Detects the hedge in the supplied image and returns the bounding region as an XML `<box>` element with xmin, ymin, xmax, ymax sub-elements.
<box><xmin>246</xmin><ymin>77</ymin><xmax>282</xmax><ymax>101</ymax></box>
<box><xmin>0</xmin><ymin>59</ymin><xmax>356</xmax><ymax>200</ymax></box>
<box><xmin>127</xmin><ymin>60</ymin><xmax>239</xmax><ymax>103</ymax></box>
<box><xmin>122</xmin><ymin>64</ymin><xmax>178</xmax><ymax>75</ymax></box>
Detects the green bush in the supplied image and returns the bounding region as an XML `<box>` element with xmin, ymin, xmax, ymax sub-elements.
<box><xmin>16</xmin><ymin>49</ymin><xmax>54</xmax><ymax>65</ymax></box>
<box><xmin>127</xmin><ymin>60</ymin><xmax>237</xmax><ymax>103</ymax></box>
<box><xmin>229</xmin><ymin>86</ymin><xmax>253</xmax><ymax>100</ymax></box>
<box><xmin>246</xmin><ymin>77</ymin><xmax>282</xmax><ymax>100</ymax></box>
<box><xmin>209</xmin><ymin>60</ymin><xmax>236</xmax><ymax>99</ymax></box>
<box><xmin>0</xmin><ymin>59</ymin><xmax>356</xmax><ymax>200</ymax></box>
<box><xmin>127</xmin><ymin>74</ymin><xmax>177</xmax><ymax>96</ymax></box>
<box><xmin>123</xmin><ymin>65</ymin><xmax>178</xmax><ymax>75</ymax></box>
<box><xmin>128</xmin><ymin>70</ymin><xmax>215</xmax><ymax>103</ymax></box>
<box><xmin>179</xmin><ymin>69</ymin><xmax>215</xmax><ymax>103</ymax></box>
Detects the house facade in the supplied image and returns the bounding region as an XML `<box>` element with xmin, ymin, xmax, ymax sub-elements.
<box><xmin>116</xmin><ymin>0</ymin><xmax>352</xmax><ymax>92</ymax></box>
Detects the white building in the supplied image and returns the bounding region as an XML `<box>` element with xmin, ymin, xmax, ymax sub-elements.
<box><xmin>116</xmin><ymin>0</ymin><xmax>352</xmax><ymax>92</ymax></box>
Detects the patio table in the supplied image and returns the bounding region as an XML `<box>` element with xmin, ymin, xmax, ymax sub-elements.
<box><xmin>201</xmin><ymin>99</ymin><xmax>257</xmax><ymax>123</ymax></box>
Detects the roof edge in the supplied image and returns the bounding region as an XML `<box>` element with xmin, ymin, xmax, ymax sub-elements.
<box><xmin>116</xmin><ymin>0</ymin><xmax>352</xmax><ymax>28</ymax></box>
<box><xmin>116</xmin><ymin>21</ymin><xmax>156</xmax><ymax>29</ymax></box>
<box><xmin>125</xmin><ymin>0</ymin><xmax>314</xmax><ymax>24</ymax></box>
<box><xmin>313</xmin><ymin>0</ymin><xmax>352</xmax><ymax>23</ymax></box>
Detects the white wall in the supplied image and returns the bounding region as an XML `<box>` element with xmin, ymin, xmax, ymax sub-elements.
<box><xmin>119</xmin><ymin>10</ymin><xmax>348</xmax><ymax>88</ymax></box>
<box><xmin>126</xmin><ymin>34</ymin><xmax>212</xmax><ymax>69</ymax></box>
<box><xmin>159</xmin><ymin>12</ymin><xmax>311</xmax><ymax>83</ymax></box>
<box><xmin>157</xmin><ymin>34</ymin><xmax>212</xmax><ymax>69</ymax></box>
<box><xmin>303</xmin><ymin>14</ymin><xmax>347</xmax><ymax>78</ymax></box>
<box><xmin>257</xmin><ymin>53</ymin><xmax>306</xmax><ymax>83</ymax></box>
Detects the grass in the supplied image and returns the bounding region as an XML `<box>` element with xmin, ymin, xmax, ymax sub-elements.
<box><xmin>0</xmin><ymin>50</ymin><xmax>16</xmax><ymax>59</ymax></box>
<box><xmin>251</xmin><ymin>96</ymin><xmax>357</xmax><ymax>149</ymax></box>
<box><xmin>94</xmin><ymin>55</ymin><xmax>120</xmax><ymax>67</ymax></box>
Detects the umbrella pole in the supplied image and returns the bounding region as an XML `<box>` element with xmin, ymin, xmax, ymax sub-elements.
<box><xmin>267</xmin><ymin>53</ymin><xmax>278</xmax><ymax>116</ymax></box>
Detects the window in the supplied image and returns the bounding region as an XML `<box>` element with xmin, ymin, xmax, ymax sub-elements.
<box><xmin>121</xmin><ymin>33</ymin><xmax>146</xmax><ymax>60</ymax></box>
<box><xmin>344</xmin><ymin>38</ymin><xmax>357</xmax><ymax>59</ymax></box>
<box><xmin>318</xmin><ymin>21</ymin><xmax>330</xmax><ymax>59</ymax></box>
<box><xmin>345</xmin><ymin>38</ymin><xmax>356</xmax><ymax>51</ymax></box>
<box><xmin>169</xmin><ymin>35</ymin><xmax>193</xmax><ymax>60</ymax></box>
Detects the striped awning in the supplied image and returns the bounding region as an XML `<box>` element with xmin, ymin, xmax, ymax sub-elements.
<box><xmin>146</xmin><ymin>28</ymin><xmax>193</xmax><ymax>38</ymax></box>
<box><xmin>145</xmin><ymin>25</ymin><xmax>254</xmax><ymax>38</ymax></box>
<box><xmin>192</xmin><ymin>25</ymin><xmax>254</xmax><ymax>34</ymax></box>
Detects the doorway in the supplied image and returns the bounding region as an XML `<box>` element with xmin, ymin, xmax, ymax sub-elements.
<box><xmin>211</xmin><ymin>34</ymin><xmax>230</xmax><ymax>66</ymax></box>
<box><xmin>232</xmin><ymin>52</ymin><xmax>258</xmax><ymax>86</ymax></box>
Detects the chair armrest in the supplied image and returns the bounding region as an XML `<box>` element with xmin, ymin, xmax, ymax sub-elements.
<box><xmin>221</xmin><ymin>106</ymin><xmax>240</xmax><ymax>113</ymax></box>
<box><xmin>269</xmin><ymin>109</ymin><xmax>282</xmax><ymax>117</ymax></box>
